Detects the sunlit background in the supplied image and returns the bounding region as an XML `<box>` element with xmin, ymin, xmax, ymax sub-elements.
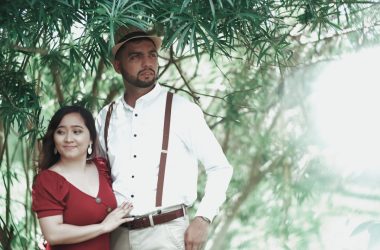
<box><xmin>309</xmin><ymin>45</ymin><xmax>380</xmax><ymax>250</ymax></box>
<box><xmin>312</xmin><ymin>46</ymin><xmax>380</xmax><ymax>175</ymax></box>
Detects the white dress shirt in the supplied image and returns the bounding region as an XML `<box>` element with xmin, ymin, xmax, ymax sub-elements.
<box><xmin>95</xmin><ymin>84</ymin><xmax>233</xmax><ymax>220</ymax></box>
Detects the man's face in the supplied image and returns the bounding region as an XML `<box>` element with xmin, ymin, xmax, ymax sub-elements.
<box><xmin>113</xmin><ymin>39</ymin><xmax>159</xmax><ymax>89</ymax></box>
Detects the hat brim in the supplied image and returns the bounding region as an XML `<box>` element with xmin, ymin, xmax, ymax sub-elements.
<box><xmin>111</xmin><ymin>35</ymin><xmax>162</xmax><ymax>58</ymax></box>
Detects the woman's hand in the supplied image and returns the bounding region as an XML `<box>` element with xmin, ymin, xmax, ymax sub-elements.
<box><xmin>100</xmin><ymin>202</ymin><xmax>134</xmax><ymax>233</ymax></box>
<box><xmin>38</xmin><ymin>202</ymin><xmax>134</xmax><ymax>245</ymax></box>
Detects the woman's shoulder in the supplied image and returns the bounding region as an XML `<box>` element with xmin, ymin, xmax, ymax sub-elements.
<box><xmin>33</xmin><ymin>169</ymin><xmax>69</xmax><ymax>198</ymax></box>
<box><xmin>32</xmin><ymin>169</ymin><xmax>70</xmax><ymax>216</ymax></box>
<box><xmin>34</xmin><ymin>169</ymin><xmax>66</xmax><ymax>185</ymax></box>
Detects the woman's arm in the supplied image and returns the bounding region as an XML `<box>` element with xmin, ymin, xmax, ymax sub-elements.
<box><xmin>39</xmin><ymin>202</ymin><xmax>132</xmax><ymax>245</ymax></box>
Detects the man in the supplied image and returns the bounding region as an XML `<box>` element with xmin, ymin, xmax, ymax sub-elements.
<box><xmin>96</xmin><ymin>27</ymin><xmax>233</xmax><ymax>250</ymax></box>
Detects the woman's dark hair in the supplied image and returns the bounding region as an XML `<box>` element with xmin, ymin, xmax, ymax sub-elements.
<box><xmin>38</xmin><ymin>106</ymin><xmax>97</xmax><ymax>171</ymax></box>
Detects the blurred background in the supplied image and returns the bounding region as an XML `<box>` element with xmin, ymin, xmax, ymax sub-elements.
<box><xmin>1</xmin><ymin>1</ymin><xmax>380</xmax><ymax>249</ymax></box>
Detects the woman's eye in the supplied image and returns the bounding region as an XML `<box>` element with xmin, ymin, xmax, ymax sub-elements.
<box><xmin>73</xmin><ymin>130</ymin><xmax>82</xmax><ymax>134</ymax></box>
<box><xmin>56</xmin><ymin>130</ymin><xmax>65</xmax><ymax>135</ymax></box>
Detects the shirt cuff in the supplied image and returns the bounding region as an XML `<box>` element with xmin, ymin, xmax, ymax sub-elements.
<box><xmin>195</xmin><ymin>204</ymin><xmax>218</xmax><ymax>223</ymax></box>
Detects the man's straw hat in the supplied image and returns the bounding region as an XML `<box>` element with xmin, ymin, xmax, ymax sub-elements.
<box><xmin>111</xmin><ymin>27</ymin><xmax>162</xmax><ymax>58</ymax></box>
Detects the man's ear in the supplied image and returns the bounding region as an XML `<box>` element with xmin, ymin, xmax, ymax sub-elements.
<box><xmin>112</xmin><ymin>60</ymin><xmax>121</xmax><ymax>73</ymax></box>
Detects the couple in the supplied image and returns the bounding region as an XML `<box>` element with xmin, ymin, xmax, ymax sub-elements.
<box><xmin>32</xmin><ymin>27</ymin><xmax>233</xmax><ymax>250</ymax></box>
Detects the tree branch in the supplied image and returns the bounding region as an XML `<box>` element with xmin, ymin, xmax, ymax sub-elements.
<box><xmin>13</xmin><ymin>45</ymin><xmax>49</xmax><ymax>55</ymax></box>
<box><xmin>50</xmin><ymin>64</ymin><xmax>64</xmax><ymax>105</ymax></box>
<box><xmin>172</xmin><ymin>60</ymin><xmax>200</xmax><ymax>104</ymax></box>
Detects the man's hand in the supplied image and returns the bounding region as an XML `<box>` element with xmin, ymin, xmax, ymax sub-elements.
<box><xmin>184</xmin><ymin>216</ymin><xmax>210</xmax><ymax>250</ymax></box>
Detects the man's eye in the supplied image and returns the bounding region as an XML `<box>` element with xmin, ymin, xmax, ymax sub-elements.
<box><xmin>130</xmin><ymin>55</ymin><xmax>140</xmax><ymax>60</ymax></box>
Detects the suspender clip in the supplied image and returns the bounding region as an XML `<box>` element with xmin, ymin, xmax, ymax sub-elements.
<box><xmin>148</xmin><ymin>214</ymin><xmax>155</xmax><ymax>227</ymax></box>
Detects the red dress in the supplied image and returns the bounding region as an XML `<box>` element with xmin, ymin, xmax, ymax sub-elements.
<box><xmin>32</xmin><ymin>157</ymin><xmax>116</xmax><ymax>250</ymax></box>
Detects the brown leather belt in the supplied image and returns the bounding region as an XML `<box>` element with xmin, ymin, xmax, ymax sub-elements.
<box><xmin>121</xmin><ymin>207</ymin><xmax>185</xmax><ymax>230</ymax></box>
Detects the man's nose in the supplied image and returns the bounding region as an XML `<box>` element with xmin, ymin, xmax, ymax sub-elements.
<box><xmin>141</xmin><ymin>55</ymin><xmax>154</xmax><ymax>67</ymax></box>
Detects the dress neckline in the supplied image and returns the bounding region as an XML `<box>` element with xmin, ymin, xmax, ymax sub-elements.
<box><xmin>46</xmin><ymin>164</ymin><xmax>101</xmax><ymax>199</ymax></box>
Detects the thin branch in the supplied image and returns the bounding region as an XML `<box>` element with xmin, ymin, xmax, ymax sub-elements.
<box><xmin>158</xmin><ymin>47</ymin><xmax>174</xmax><ymax>79</ymax></box>
<box><xmin>13</xmin><ymin>45</ymin><xmax>49</xmax><ymax>55</ymax></box>
<box><xmin>172</xmin><ymin>60</ymin><xmax>200</xmax><ymax>104</ymax></box>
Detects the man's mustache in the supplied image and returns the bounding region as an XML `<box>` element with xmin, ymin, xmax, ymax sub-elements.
<box><xmin>138</xmin><ymin>68</ymin><xmax>155</xmax><ymax>75</ymax></box>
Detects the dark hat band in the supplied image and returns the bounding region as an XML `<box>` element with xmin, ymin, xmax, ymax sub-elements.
<box><xmin>117</xmin><ymin>31</ymin><xmax>151</xmax><ymax>43</ymax></box>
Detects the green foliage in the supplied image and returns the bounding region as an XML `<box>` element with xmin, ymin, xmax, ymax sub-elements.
<box><xmin>2</xmin><ymin>0</ymin><xmax>373</xmax><ymax>71</ymax></box>
<box><xmin>0</xmin><ymin>69</ymin><xmax>42</xmax><ymax>147</ymax></box>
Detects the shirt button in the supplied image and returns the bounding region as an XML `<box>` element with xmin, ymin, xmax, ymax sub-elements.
<box><xmin>131</xmin><ymin>194</ymin><xmax>134</xmax><ymax>198</ymax></box>
<box><xmin>134</xmin><ymin>113</ymin><xmax>138</xmax><ymax>117</ymax></box>
<box><xmin>134</xmin><ymin>134</ymin><xmax>137</xmax><ymax>137</ymax></box>
<box><xmin>133</xmin><ymin>155</ymin><xmax>137</xmax><ymax>158</ymax></box>
<box><xmin>107</xmin><ymin>207</ymin><xmax>112</xmax><ymax>212</ymax></box>
<box><xmin>131</xmin><ymin>175</ymin><xmax>135</xmax><ymax>178</ymax></box>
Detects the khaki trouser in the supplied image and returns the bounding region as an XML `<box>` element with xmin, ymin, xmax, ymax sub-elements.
<box><xmin>111</xmin><ymin>216</ymin><xmax>189</xmax><ymax>250</ymax></box>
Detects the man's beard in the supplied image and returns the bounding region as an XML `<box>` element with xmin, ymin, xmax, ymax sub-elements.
<box><xmin>121</xmin><ymin>67</ymin><xmax>158</xmax><ymax>89</ymax></box>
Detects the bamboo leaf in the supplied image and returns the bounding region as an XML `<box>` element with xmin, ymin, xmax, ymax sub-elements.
<box><xmin>209</xmin><ymin>0</ymin><xmax>216</xmax><ymax>19</ymax></box>
<box><xmin>181</xmin><ymin>0</ymin><xmax>191</xmax><ymax>12</ymax></box>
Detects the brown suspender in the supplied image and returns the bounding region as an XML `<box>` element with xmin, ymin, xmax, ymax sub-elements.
<box><xmin>155</xmin><ymin>92</ymin><xmax>173</xmax><ymax>206</ymax></box>
<box><xmin>103</xmin><ymin>92</ymin><xmax>173</xmax><ymax>207</ymax></box>
<box><xmin>104</xmin><ymin>101</ymin><xmax>115</xmax><ymax>154</ymax></box>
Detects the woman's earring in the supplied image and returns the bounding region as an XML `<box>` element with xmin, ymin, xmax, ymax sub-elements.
<box><xmin>87</xmin><ymin>144</ymin><xmax>93</xmax><ymax>155</ymax></box>
<box><xmin>54</xmin><ymin>147</ymin><xmax>57</xmax><ymax>155</ymax></box>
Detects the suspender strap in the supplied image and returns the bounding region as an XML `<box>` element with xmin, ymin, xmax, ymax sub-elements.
<box><xmin>103</xmin><ymin>93</ymin><xmax>173</xmax><ymax>207</ymax></box>
<box><xmin>104</xmin><ymin>101</ymin><xmax>115</xmax><ymax>156</ymax></box>
<box><xmin>156</xmin><ymin>92</ymin><xmax>173</xmax><ymax>207</ymax></box>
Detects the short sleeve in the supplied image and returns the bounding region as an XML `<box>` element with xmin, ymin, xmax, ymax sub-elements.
<box><xmin>93</xmin><ymin>157</ymin><xmax>112</xmax><ymax>186</ymax></box>
<box><xmin>32</xmin><ymin>171</ymin><xmax>69</xmax><ymax>218</ymax></box>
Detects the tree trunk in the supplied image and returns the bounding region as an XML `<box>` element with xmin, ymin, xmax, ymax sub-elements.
<box><xmin>50</xmin><ymin>64</ymin><xmax>64</xmax><ymax>105</ymax></box>
<box><xmin>91</xmin><ymin>58</ymin><xmax>105</xmax><ymax>111</ymax></box>
<box><xmin>0</xmin><ymin>121</ymin><xmax>4</xmax><ymax>166</ymax></box>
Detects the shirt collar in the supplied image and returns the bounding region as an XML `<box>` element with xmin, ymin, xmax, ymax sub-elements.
<box><xmin>121</xmin><ymin>83</ymin><xmax>162</xmax><ymax>110</ymax></box>
<box><xmin>137</xmin><ymin>83</ymin><xmax>162</xmax><ymax>104</ymax></box>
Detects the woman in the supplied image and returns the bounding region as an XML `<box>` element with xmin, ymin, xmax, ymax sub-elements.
<box><xmin>32</xmin><ymin>106</ymin><xmax>132</xmax><ymax>250</ymax></box>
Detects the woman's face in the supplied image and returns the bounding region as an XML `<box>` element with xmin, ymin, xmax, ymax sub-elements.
<box><xmin>53</xmin><ymin>113</ymin><xmax>91</xmax><ymax>161</ymax></box>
